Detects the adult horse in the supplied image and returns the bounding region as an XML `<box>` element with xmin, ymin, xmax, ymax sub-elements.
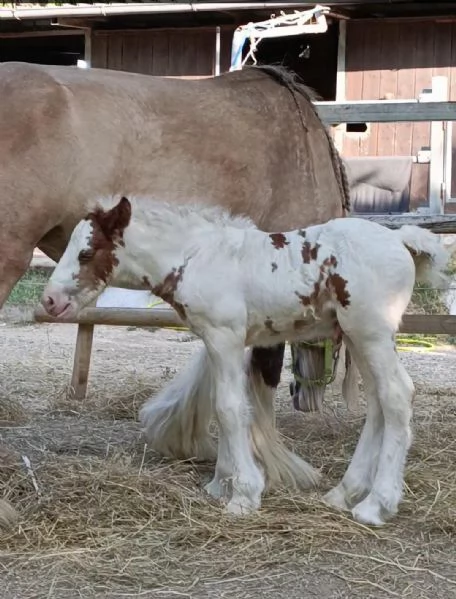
<box><xmin>0</xmin><ymin>61</ymin><xmax>349</xmax><ymax>524</ymax></box>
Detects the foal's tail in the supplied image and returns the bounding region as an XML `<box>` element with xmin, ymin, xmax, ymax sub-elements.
<box><xmin>397</xmin><ymin>225</ymin><xmax>451</xmax><ymax>288</ymax></box>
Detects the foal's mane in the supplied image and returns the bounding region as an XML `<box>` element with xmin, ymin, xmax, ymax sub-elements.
<box><xmin>95</xmin><ymin>195</ymin><xmax>256</xmax><ymax>232</ymax></box>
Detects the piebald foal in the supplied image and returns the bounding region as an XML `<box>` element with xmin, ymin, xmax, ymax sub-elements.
<box><xmin>42</xmin><ymin>196</ymin><xmax>449</xmax><ymax>524</ymax></box>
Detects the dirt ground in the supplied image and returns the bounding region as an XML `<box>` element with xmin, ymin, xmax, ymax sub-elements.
<box><xmin>0</xmin><ymin>307</ymin><xmax>455</xmax><ymax>599</ymax></box>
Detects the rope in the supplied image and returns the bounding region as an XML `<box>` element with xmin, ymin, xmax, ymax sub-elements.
<box><xmin>146</xmin><ymin>298</ymin><xmax>188</xmax><ymax>331</ymax></box>
<box><xmin>395</xmin><ymin>335</ymin><xmax>436</xmax><ymax>352</ymax></box>
<box><xmin>289</xmin><ymin>337</ymin><xmax>341</xmax><ymax>388</ymax></box>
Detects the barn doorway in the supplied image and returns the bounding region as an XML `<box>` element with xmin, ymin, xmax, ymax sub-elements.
<box><xmin>0</xmin><ymin>33</ymin><xmax>84</xmax><ymax>66</ymax></box>
<box><xmin>249</xmin><ymin>21</ymin><xmax>339</xmax><ymax>100</ymax></box>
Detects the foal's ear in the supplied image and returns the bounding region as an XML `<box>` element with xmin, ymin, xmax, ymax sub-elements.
<box><xmin>97</xmin><ymin>196</ymin><xmax>132</xmax><ymax>238</ymax></box>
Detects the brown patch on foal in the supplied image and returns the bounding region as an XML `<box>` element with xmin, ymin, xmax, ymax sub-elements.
<box><xmin>327</xmin><ymin>273</ymin><xmax>350</xmax><ymax>307</ymax></box>
<box><xmin>301</xmin><ymin>241</ymin><xmax>320</xmax><ymax>264</ymax></box>
<box><xmin>144</xmin><ymin>265</ymin><xmax>187</xmax><ymax>321</ymax></box>
<box><xmin>77</xmin><ymin>196</ymin><xmax>131</xmax><ymax>289</ymax></box>
<box><xmin>322</xmin><ymin>254</ymin><xmax>338</xmax><ymax>268</ymax></box>
<box><xmin>269</xmin><ymin>233</ymin><xmax>289</xmax><ymax>249</ymax></box>
<box><xmin>296</xmin><ymin>280</ymin><xmax>320</xmax><ymax>307</ymax></box>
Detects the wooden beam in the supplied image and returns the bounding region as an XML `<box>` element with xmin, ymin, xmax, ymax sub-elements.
<box><xmin>34</xmin><ymin>307</ymin><xmax>456</xmax><ymax>336</ymax></box>
<box><xmin>0</xmin><ymin>29</ymin><xmax>83</xmax><ymax>38</ymax></box>
<box><xmin>34</xmin><ymin>306</ymin><xmax>183</xmax><ymax>328</ymax></box>
<box><xmin>314</xmin><ymin>100</ymin><xmax>456</xmax><ymax>124</ymax></box>
<box><xmin>399</xmin><ymin>315</ymin><xmax>456</xmax><ymax>336</ymax></box>
<box><xmin>353</xmin><ymin>213</ymin><xmax>456</xmax><ymax>234</ymax></box>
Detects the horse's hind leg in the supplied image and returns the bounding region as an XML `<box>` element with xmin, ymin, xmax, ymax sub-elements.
<box><xmin>323</xmin><ymin>337</ymin><xmax>384</xmax><ymax>511</ymax></box>
<box><xmin>351</xmin><ymin>340</ymin><xmax>414</xmax><ymax>525</ymax></box>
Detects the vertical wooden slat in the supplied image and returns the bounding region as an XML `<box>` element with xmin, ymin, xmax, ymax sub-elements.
<box><xmin>450</xmin><ymin>23</ymin><xmax>456</xmax><ymax>196</ymax></box>
<box><xmin>343</xmin><ymin>20</ymin><xmax>365</xmax><ymax>157</ymax></box>
<box><xmin>136</xmin><ymin>33</ymin><xmax>153</xmax><ymax>75</ymax></box>
<box><xmin>359</xmin><ymin>21</ymin><xmax>382</xmax><ymax>157</ymax></box>
<box><xmin>220</xmin><ymin>28</ymin><xmax>235</xmax><ymax>73</ymax></box>
<box><xmin>197</xmin><ymin>32</ymin><xmax>215</xmax><ymax>77</ymax></box>
<box><xmin>377</xmin><ymin>23</ymin><xmax>399</xmax><ymax>157</ymax></box>
<box><xmin>411</xmin><ymin>21</ymin><xmax>435</xmax><ymax>206</ymax></box>
<box><xmin>180</xmin><ymin>31</ymin><xmax>198</xmax><ymax>76</ymax></box>
<box><xmin>121</xmin><ymin>32</ymin><xmax>139</xmax><ymax>73</ymax></box>
<box><xmin>107</xmin><ymin>34</ymin><xmax>123</xmax><ymax>71</ymax></box>
<box><xmin>431</xmin><ymin>27</ymin><xmax>452</xmax><ymax>206</ymax></box>
<box><xmin>91</xmin><ymin>32</ymin><xmax>108</xmax><ymax>69</ymax></box>
<box><xmin>394</xmin><ymin>23</ymin><xmax>416</xmax><ymax>156</ymax></box>
<box><xmin>152</xmin><ymin>31</ymin><xmax>169</xmax><ymax>76</ymax></box>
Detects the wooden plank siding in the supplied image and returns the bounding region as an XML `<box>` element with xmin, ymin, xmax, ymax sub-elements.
<box><xmin>91</xmin><ymin>28</ymin><xmax>234</xmax><ymax>79</ymax></box>
<box><xmin>343</xmin><ymin>19</ymin><xmax>456</xmax><ymax>208</ymax></box>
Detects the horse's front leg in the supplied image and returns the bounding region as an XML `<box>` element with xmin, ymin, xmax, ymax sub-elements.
<box><xmin>203</xmin><ymin>327</ymin><xmax>265</xmax><ymax>515</ymax></box>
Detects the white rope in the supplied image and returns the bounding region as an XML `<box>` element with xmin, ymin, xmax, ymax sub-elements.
<box><xmin>230</xmin><ymin>5</ymin><xmax>330</xmax><ymax>71</ymax></box>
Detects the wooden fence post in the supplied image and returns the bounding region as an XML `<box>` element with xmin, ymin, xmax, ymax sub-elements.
<box><xmin>69</xmin><ymin>323</ymin><xmax>95</xmax><ymax>400</ymax></box>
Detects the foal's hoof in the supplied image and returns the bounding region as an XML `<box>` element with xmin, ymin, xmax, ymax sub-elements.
<box><xmin>224</xmin><ymin>497</ymin><xmax>259</xmax><ymax>516</ymax></box>
<box><xmin>204</xmin><ymin>478</ymin><xmax>230</xmax><ymax>501</ymax></box>
<box><xmin>322</xmin><ymin>485</ymin><xmax>350</xmax><ymax>512</ymax></box>
<box><xmin>352</xmin><ymin>495</ymin><xmax>386</xmax><ymax>527</ymax></box>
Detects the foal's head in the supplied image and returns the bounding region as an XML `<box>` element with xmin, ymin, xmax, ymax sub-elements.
<box><xmin>41</xmin><ymin>197</ymin><xmax>132</xmax><ymax>318</ymax></box>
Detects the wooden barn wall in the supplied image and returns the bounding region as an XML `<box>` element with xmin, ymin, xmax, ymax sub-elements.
<box><xmin>342</xmin><ymin>19</ymin><xmax>456</xmax><ymax>207</ymax></box>
<box><xmin>91</xmin><ymin>28</ymin><xmax>234</xmax><ymax>79</ymax></box>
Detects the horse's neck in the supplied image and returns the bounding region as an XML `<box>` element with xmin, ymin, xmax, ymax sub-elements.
<box><xmin>121</xmin><ymin>214</ymin><xmax>212</xmax><ymax>285</ymax></box>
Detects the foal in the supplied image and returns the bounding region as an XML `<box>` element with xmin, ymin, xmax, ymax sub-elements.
<box><xmin>42</xmin><ymin>196</ymin><xmax>449</xmax><ymax>524</ymax></box>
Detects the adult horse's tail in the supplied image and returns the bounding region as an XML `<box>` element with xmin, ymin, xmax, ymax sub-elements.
<box><xmin>139</xmin><ymin>345</ymin><xmax>320</xmax><ymax>490</ymax></box>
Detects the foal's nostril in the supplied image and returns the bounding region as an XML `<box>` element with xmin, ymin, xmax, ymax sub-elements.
<box><xmin>47</xmin><ymin>296</ymin><xmax>55</xmax><ymax>307</ymax></box>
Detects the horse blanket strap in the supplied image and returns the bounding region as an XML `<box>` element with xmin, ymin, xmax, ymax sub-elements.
<box><xmin>290</xmin><ymin>329</ymin><xmax>343</xmax><ymax>388</ymax></box>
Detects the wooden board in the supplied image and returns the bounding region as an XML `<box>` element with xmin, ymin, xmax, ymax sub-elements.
<box><xmin>315</xmin><ymin>101</ymin><xmax>456</xmax><ymax>125</ymax></box>
<box><xmin>92</xmin><ymin>28</ymin><xmax>216</xmax><ymax>78</ymax></box>
<box><xmin>34</xmin><ymin>307</ymin><xmax>456</xmax><ymax>336</ymax></box>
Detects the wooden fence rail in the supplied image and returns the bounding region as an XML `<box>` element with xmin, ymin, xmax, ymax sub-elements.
<box><xmin>34</xmin><ymin>306</ymin><xmax>456</xmax><ymax>399</ymax></box>
<box><xmin>34</xmin><ymin>307</ymin><xmax>456</xmax><ymax>337</ymax></box>
<box><xmin>314</xmin><ymin>100</ymin><xmax>456</xmax><ymax>125</ymax></box>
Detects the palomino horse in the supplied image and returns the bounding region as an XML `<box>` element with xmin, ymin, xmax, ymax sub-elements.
<box><xmin>42</xmin><ymin>196</ymin><xmax>448</xmax><ymax>524</ymax></box>
<box><xmin>0</xmin><ymin>62</ymin><xmax>348</xmax><ymax>525</ymax></box>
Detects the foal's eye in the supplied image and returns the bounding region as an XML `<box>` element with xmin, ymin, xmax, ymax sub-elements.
<box><xmin>78</xmin><ymin>249</ymin><xmax>95</xmax><ymax>263</ymax></box>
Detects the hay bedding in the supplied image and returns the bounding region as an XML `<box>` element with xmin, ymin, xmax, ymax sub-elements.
<box><xmin>0</xmin><ymin>320</ymin><xmax>455</xmax><ymax>598</ymax></box>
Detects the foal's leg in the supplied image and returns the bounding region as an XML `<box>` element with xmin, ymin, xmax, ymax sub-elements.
<box><xmin>204</xmin><ymin>328</ymin><xmax>265</xmax><ymax>515</ymax></box>
<box><xmin>323</xmin><ymin>338</ymin><xmax>384</xmax><ymax>511</ymax></box>
<box><xmin>351</xmin><ymin>341</ymin><xmax>414</xmax><ymax>525</ymax></box>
